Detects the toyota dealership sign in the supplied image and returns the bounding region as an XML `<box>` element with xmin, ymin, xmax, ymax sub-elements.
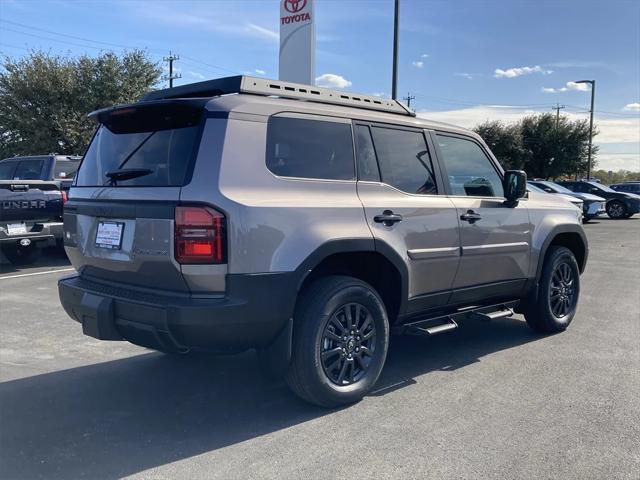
<box><xmin>279</xmin><ymin>0</ymin><xmax>315</xmax><ymax>84</ymax></box>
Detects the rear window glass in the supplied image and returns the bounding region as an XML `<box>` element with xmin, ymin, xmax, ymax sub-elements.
<box><xmin>266</xmin><ymin>117</ymin><xmax>355</xmax><ymax>181</ymax></box>
<box><xmin>76</xmin><ymin>125</ymin><xmax>201</xmax><ymax>187</ymax></box>
<box><xmin>13</xmin><ymin>159</ymin><xmax>45</xmax><ymax>180</ymax></box>
<box><xmin>53</xmin><ymin>160</ymin><xmax>81</xmax><ymax>179</ymax></box>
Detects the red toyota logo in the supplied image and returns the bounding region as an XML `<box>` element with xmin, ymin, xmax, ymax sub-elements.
<box><xmin>284</xmin><ymin>0</ymin><xmax>307</xmax><ymax>13</ymax></box>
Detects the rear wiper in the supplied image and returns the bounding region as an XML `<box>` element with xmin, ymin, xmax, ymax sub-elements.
<box><xmin>105</xmin><ymin>168</ymin><xmax>153</xmax><ymax>185</ymax></box>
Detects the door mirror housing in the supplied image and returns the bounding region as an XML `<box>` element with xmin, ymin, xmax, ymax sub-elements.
<box><xmin>503</xmin><ymin>170</ymin><xmax>527</xmax><ymax>203</ymax></box>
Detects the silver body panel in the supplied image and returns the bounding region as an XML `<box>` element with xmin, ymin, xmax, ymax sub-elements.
<box><xmin>64</xmin><ymin>92</ymin><xmax>586</xmax><ymax>311</ymax></box>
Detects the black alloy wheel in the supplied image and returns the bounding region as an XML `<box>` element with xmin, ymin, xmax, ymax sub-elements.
<box><xmin>320</xmin><ymin>302</ymin><xmax>376</xmax><ymax>386</ymax></box>
<box><xmin>549</xmin><ymin>262</ymin><xmax>577</xmax><ymax>319</ymax></box>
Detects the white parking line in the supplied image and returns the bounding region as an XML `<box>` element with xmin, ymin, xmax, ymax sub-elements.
<box><xmin>0</xmin><ymin>267</ymin><xmax>75</xmax><ymax>280</ymax></box>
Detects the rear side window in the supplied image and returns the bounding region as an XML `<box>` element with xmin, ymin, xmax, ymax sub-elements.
<box><xmin>14</xmin><ymin>159</ymin><xmax>45</xmax><ymax>180</ymax></box>
<box><xmin>76</xmin><ymin>102</ymin><xmax>203</xmax><ymax>187</ymax></box>
<box><xmin>0</xmin><ymin>161</ymin><xmax>17</xmax><ymax>180</ymax></box>
<box><xmin>370</xmin><ymin>127</ymin><xmax>437</xmax><ymax>195</ymax></box>
<box><xmin>436</xmin><ymin>135</ymin><xmax>504</xmax><ymax>198</ymax></box>
<box><xmin>266</xmin><ymin>117</ymin><xmax>355</xmax><ymax>180</ymax></box>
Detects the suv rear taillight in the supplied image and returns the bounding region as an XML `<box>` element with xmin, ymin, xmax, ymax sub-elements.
<box><xmin>175</xmin><ymin>206</ymin><xmax>226</xmax><ymax>264</ymax></box>
<box><xmin>61</xmin><ymin>190</ymin><xmax>68</xmax><ymax>204</ymax></box>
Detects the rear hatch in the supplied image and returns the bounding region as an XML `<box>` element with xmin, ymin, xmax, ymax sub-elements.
<box><xmin>65</xmin><ymin>99</ymin><xmax>215</xmax><ymax>293</ymax></box>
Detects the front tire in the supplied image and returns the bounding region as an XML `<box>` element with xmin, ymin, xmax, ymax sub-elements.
<box><xmin>524</xmin><ymin>246</ymin><xmax>580</xmax><ymax>333</ymax></box>
<box><xmin>606</xmin><ymin>200</ymin><xmax>627</xmax><ymax>219</ymax></box>
<box><xmin>286</xmin><ymin>275</ymin><xmax>389</xmax><ymax>408</ymax></box>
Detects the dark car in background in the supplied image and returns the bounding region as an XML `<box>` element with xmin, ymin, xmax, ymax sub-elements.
<box><xmin>529</xmin><ymin>180</ymin><xmax>606</xmax><ymax>222</ymax></box>
<box><xmin>559</xmin><ymin>180</ymin><xmax>640</xmax><ymax>219</ymax></box>
<box><xmin>610</xmin><ymin>182</ymin><xmax>640</xmax><ymax>195</ymax></box>
<box><xmin>0</xmin><ymin>155</ymin><xmax>79</xmax><ymax>263</ymax></box>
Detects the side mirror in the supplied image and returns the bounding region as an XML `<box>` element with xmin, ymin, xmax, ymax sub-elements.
<box><xmin>544</xmin><ymin>187</ymin><xmax>553</xmax><ymax>193</ymax></box>
<box><xmin>503</xmin><ymin>170</ymin><xmax>527</xmax><ymax>203</ymax></box>
<box><xmin>590</xmin><ymin>188</ymin><xmax>599</xmax><ymax>194</ymax></box>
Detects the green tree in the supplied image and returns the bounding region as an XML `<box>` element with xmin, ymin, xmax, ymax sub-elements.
<box><xmin>0</xmin><ymin>50</ymin><xmax>161</xmax><ymax>158</ymax></box>
<box><xmin>473</xmin><ymin>120</ymin><xmax>525</xmax><ymax>169</ymax></box>
<box><xmin>474</xmin><ymin>113</ymin><xmax>597</xmax><ymax>179</ymax></box>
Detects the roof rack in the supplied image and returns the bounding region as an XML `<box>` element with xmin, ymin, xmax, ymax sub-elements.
<box><xmin>141</xmin><ymin>75</ymin><xmax>415</xmax><ymax>117</ymax></box>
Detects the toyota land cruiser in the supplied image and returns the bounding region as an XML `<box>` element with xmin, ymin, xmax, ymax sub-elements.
<box><xmin>58</xmin><ymin>76</ymin><xmax>588</xmax><ymax>407</ymax></box>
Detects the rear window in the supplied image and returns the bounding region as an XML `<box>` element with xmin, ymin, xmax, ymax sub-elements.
<box><xmin>13</xmin><ymin>159</ymin><xmax>45</xmax><ymax>180</ymax></box>
<box><xmin>53</xmin><ymin>160</ymin><xmax>81</xmax><ymax>180</ymax></box>
<box><xmin>266</xmin><ymin>116</ymin><xmax>355</xmax><ymax>181</ymax></box>
<box><xmin>75</xmin><ymin>102</ymin><xmax>203</xmax><ymax>187</ymax></box>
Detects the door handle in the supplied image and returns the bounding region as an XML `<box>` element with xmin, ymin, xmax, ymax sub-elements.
<box><xmin>460</xmin><ymin>210</ymin><xmax>482</xmax><ymax>223</ymax></box>
<box><xmin>374</xmin><ymin>210</ymin><xmax>403</xmax><ymax>226</ymax></box>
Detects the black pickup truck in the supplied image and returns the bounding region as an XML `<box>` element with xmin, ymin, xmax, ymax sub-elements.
<box><xmin>0</xmin><ymin>155</ymin><xmax>80</xmax><ymax>263</ymax></box>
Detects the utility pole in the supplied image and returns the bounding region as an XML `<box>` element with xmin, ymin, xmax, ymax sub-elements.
<box><xmin>403</xmin><ymin>92</ymin><xmax>415</xmax><ymax>110</ymax></box>
<box><xmin>391</xmin><ymin>0</ymin><xmax>399</xmax><ymax>100</ymax></box>
<box><xmin>163</xmin><ymin>51</ymin><xmax>181</xmax><ymax>88</ymax></box>
<box><xmin>552</xmin><ymin>103</ymin><xmax>565</xmax><ymax>126</ymax></box>
<box><xmin>574</xmin><ymin>80</ymin><xmax>595</xmax><ymax>180</ymax></box>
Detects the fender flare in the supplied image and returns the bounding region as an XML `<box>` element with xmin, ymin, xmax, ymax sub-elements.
<box><xmin>292</xmin><ymin>238</ymin><xmax>409</xmax><ymax>316</ymax></box>
<box><xmin>535</xmin><ymin>224</ymin><xmax>588</xmax><ymax>282</ymax></box>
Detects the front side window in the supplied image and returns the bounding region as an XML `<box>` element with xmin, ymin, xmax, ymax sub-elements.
<box><xmin>370</xmin><ymin>127</ymin><xmax>437</xmax><ymax>195</ymax></box>
<box><xmin>436</xmin><ymin>135</ymin><xmax>503</xmax><ymax>197</ymax></box>
<box><xmin>266</xmin><ymin>117</ymin><xmax>355</xmax><ymax>181</ymax></box>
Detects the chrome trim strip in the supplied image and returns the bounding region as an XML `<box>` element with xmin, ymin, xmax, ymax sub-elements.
<box><xmin>462</xmin><ymin>242</ymin><xmax>529</xmax><ymax>255</ymax></box>
<box><xmin>408</xmin><ymin>246</ymin><xmax>460</xmax><ymax>260</ymax></box>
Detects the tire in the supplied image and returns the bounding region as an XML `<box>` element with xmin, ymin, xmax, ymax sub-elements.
<box><xmin>286</xmin><ymin>275</ymin><xmax>389</xmax><ymax>408</ymax></box>
<box><xmin>524</xmin><ymin>246</ymin><xmax>580</xmax><ymax>333</ymax></box>
<box><xmin>1</xmin><ymin>244</ymin><xmax>41</xmax><ymax>265</ymax></box>
<box><xmin>606</xmin><ymin>200</ymin><xmax>627</xmax><ymax>219</ymax></box>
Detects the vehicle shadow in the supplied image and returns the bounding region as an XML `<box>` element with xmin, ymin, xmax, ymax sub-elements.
<box><xmin>0</xmin><ymin>316</ymin><xmax>542</xmax><ymax>479</ymax></box>
<box><xmin>0</xmin><ymin>246</ymin><xmax>70</xmax><ymax>274</ymax></box>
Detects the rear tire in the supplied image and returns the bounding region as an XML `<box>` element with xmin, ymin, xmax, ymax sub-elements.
<box><xmin>606</xmin><ymin>200</ymin><xmax>627</xmax><ymax>219</ymax></box>
<box><xmin>286</xmin><ymin>275</ymin><xmax>389</xmax><ymax>408</ymax></box>
<box><xmin>524</xmin><ymin>246</ymin><xmax>580</xmax><ymax>333</ymax></box>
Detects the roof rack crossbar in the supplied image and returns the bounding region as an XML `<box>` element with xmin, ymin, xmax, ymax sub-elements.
<box><xmin>141</xmin><ymin>75</ymin><xmax>415</xmax><ymax>117</ymax></box>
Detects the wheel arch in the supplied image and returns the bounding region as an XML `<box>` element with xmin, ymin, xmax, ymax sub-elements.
<box><xmin>536</xmin><ymin>225</ymin><xmax>588</xmax><ymax>281</ymax></box>
<box><xmin>293</xmin><ymin>239</ymin><xmax>408</xmax><ymax>324</ymax></box>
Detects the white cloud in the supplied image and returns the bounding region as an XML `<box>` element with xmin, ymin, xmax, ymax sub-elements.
<box><xmin>494</xmin><ymin>65</ymin><xmax>553</xmax><ymax>78</ymax></box>
<box><xmin>542</xmin><ymin>81</ymin><xmax>591</xmax><ymax>93</ymax></box>
<box><xmin>421</xmin><ymin>53</ymin><xmax>430</xmax><ymax>58</ymax></box>
<box><xmin>315</xmin><ymin>73</ymin><xmax>352</xmax><ymax>89</ymax></box>
<box><xmin>246</xmin><ymin>23</ymin><xmax>278</xmax><ymax>41</ymax></box>
<box><xmin>455</xmin><ymin>73</ymin><xmax>475</xmax><ymax>80</ymax></box>
<box><xmin>412</xmin><ymin>61</ymin><xmax>424</xmax><ymax>68</ymax></box>
<box><xmin>187</xmin><ymin>70</ymin><xmax>205</xmax><ymax>80</ymax></box>
<box><xmin>371</xmin><ymin>92</ymin><xmax>387</xmax><ymax>98</ymax></box>
<box><xmin>254</xmin><ymin>69</ymin><xmax>266</xmax><ymax>75</ymax></box>
<box><xmin>417</xmin><ymin>106</ymin><xmax>640</xmax><ymax>171</ymax></box>
<box><xmin>623</xmin><ymin>103</ymin><xmax>640</xmax><ymax>112</ymax></box>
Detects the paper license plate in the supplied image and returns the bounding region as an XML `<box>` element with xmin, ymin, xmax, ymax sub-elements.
<box><xmin>95</xmin><ymin>222</ymin><xmax>124</xmax><ymax>249</ymax></box>
<box><xmin>7</xmin><ymin>223</ymin><xmax>28</xmax><ymax>235</ymax></box>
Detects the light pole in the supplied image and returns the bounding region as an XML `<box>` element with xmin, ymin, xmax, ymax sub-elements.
<box><xmin>391</xmin><ymin>0</ymin><xmax>400</xmax><ymax>100</ymax></box>
<box><xmin>575</xmin><ymin>79</ymin><xmax>595</xmax><ymax>180</ymax></box>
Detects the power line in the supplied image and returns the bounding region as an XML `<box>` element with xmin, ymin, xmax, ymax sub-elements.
<box><xmin>552</xmin><ymin>103</ymin><xmax>565</xmax><ymax>125</ymax></box>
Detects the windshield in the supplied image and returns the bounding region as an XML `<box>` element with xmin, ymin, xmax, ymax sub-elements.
<box><xmin>588</xmin><ymin>181</ymin><xmax>616</xmax><ymax>193</ymax></box>
<box><xmin>527</xmin><ymin>183</ymin><xmax>546</xmax><ymax>193</ymax></box>
<box><xmin>542</xmin><ymin>181</ymin><xmax>574</xmax><ymax>194</ymax></box>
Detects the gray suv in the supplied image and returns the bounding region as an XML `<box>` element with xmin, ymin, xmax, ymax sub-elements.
<box><xmin>59</xmin><ymin>76</ymin><xmax>588</xmax><ymax>407</ymax></box>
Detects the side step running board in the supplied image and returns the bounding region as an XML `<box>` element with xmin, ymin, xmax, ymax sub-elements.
<box><xmin>471</xmin><ymin>307</ymin><xmax>514</xmax><ymax>322</ymax></box>
<box><xmin>408</xmin><ymin>318</ymin><xmax>458</xmax><ymax>336</ymax></box>
<box><xmin>396</xmin><ymin>300</ymin><xmax>519</xmax><ymax>337</ymax></box>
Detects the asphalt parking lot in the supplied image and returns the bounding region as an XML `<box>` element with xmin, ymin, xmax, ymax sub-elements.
<box><xmin>0</xmin><ymin>218</ymin><xmax>638</xmax><ymax>480</ymax></box>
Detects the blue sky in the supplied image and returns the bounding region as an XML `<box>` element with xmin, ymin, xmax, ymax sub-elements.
<box><xmin>1</xmin><ymin>0</ymin><xmax>638</xmax><ymax>171</ymax></box>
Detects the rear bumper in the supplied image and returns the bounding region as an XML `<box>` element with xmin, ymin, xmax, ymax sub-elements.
<box><xmin>0</xmin><ymin>221</ymin><xmax>63</xmax><ymax>244</ymax></box>
<box><xmin>58</xmin><ymin>272</ymin><xmax>296</xmax><ymax>352</ymax></box>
